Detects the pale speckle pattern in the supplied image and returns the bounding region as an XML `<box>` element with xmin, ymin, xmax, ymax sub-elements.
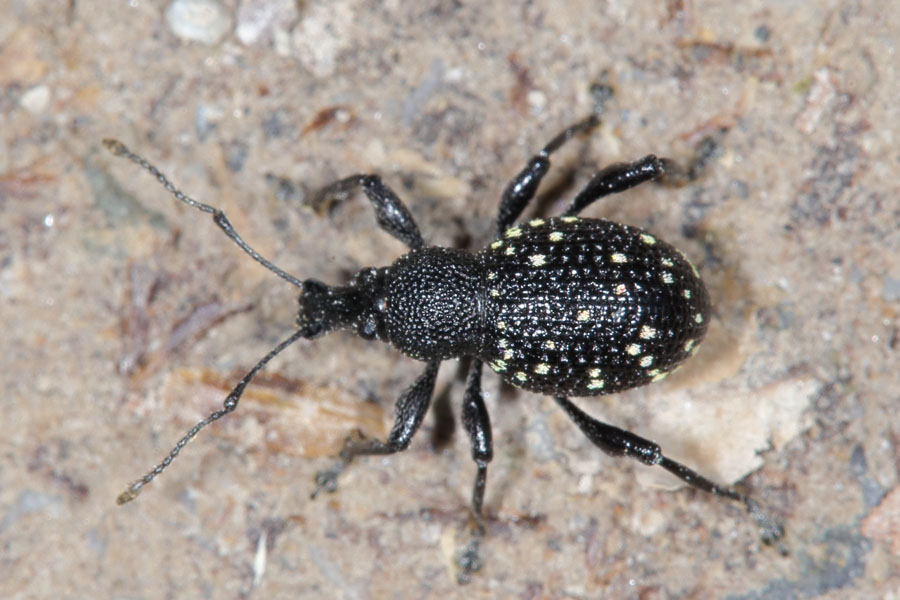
<box><xmin>491</xmin><ymin>240</ymin><xmax>503</xmax><ymax>250</ymax></box>
<box><xmin>490</xmin><ymin>359</ymin><xmax>507</xmax><ymax>372</ymax></box>
<box><xmin>487</xmin><ymin>271</ymin><xmax>497</xmax><ymax>280</ymax></box>
<box><xmin>684</xmin><ymin>339</ymin><xmax>695</xmax><ymax>352</ymax></box>
<box><xmin>528</xmin><ymin>218</ymin><xmax>545</xmax><ymax>227</ymax></box>
<box><xmin>651</xmin><ymin>371</ymin><xmax>668</xmax><ymax>382</ymax></box>
<box><xmin>478</xmin><ymin>216</ymin><xmax>709</xmax><ymax>397</ymax></box>
<box><xmin>640</xmin><ymin>325</ymin><xmax>657</xmax><ymax>339</ymax></box>
<box><xmin>694</xmin><ymin>313</ymin><xmax>703</xmax><ymax>324</ymax></box>
<box><xmin>561</xmin><ymin>216</ymin><xmax>578</xmax><ymax>223</ymax></box>
<box><xmin>490</xmin><ymin>288</ymin><xmax>500</xmax><ymax>297</ymax></box>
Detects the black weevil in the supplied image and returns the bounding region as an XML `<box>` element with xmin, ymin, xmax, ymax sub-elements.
<box><xmin>105</xmin><ymin>110</ymin><xmax>785</xmax><ymax>578</ymax></box>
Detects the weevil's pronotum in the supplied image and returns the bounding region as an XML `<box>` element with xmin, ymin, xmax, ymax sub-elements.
<box><xmin>106</xmin><ymin>109</ymin><xmax>785</xmax><ymax>577</ymax></box>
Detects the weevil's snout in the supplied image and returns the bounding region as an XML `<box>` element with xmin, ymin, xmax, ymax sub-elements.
<box><xmin>298</xmin><ymin>269</ymin><xmax>386</xmax><ymax>340</ymax></box>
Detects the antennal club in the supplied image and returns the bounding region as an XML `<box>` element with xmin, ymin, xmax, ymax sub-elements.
<box><xmin>102</xmin><ymin>139</ymin><xmax>304</xmax><ymax>289</ymax></box>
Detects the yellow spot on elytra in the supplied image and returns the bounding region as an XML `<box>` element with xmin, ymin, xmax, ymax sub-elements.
<box><xmin>490</xmin><ymin>360</ymin><xmax>507</xmax><ymax>372</ymax></box>
<box><xmin>640</xmin><ymin>325</ymin><xmax>657</xmax><ymax>339</ymax></box>
<box><xmin>588</xmin><ymin>379</ymin><xmax>605</xmax><ymax>390</ymax></box>
<box><xmin>490</xmin><ymin>288</ymin><xmax>500</xmax><ymax>297</ymax></box>
<box><xmin>589</xmin><ymin>368</ymin><xmax>601</xmax><ymax>378</ymax></box>
<box><xmin>491</xmin><ymin>240</ymin><xmax>503</xmax><ymax>250</ymax></box>
<box><xmin>611</xmin><ymin>253</ymin><xmax>627</xmax><ymax>263</ymax></box>
<box><xmin>694</xmin><ymin>313</ymin><xmax>704</xmax><ymax>324</ymax></box>
<box><xmin>561</xmin><ymin>216</ymin><xmax>578</xmax><ymax>223</ymax></box>
<box><xmin>549</xmin><ymin>231</ymin><xmax>564</xmax><ymax>242</ymax></box>
<box><xmin>576</xmin><ymin>310</ymin><xmax>590</xmax><ymax>322</ymax></box>
<box><xmin>614</xmin><ymin>283</ymin><xmax>627</xmax><ymax>295</ymax></box>
<box><xmin>661</xmin><ymin>272</ymin><xmax>674</xmax><ymax>284</ymax></box>
<box><xmin>661</xmin><ymin>257</ymin><xmax>674</xmax><ymax>267</ymax></box>
<box><xmin>498</xmin><ymin>339</ymin><xmax>508</xmax><ymax>348</ymax></box>
<box><xmin>515</xmin><ymin>371</ymin><xmax>527</xmax><ymax>382</ymax></box>
<box><xmin>503</xmin><ymin>349</ymin><xmax>514</xmax><ymax>360</ymax></box>
<box><xmin>505</xmin><ymin>246</ymin><xmax>515</xmax><ymax>255</ymax></box>
<box><xmin>529</xmin><ymin>218</ymin><xmax>545</xmax><ymax>227</ymax></box>
<box><xmin>529</xmin><ymin>254</ymin><xmax>546</xmax><ymax>267</ymax></box>
<box><xmin>683</xmin><ymin>289</ymin><xmax>691</xmax><ymax>299</ymax></box>
<box><xmin>647</xmin><ymin>368</ymin><xmax>660</xmax><ymax>377</ymax></box>
<box><xmin>684</xmin><ymin>339</ymin><xmax>695</xmax><ymax>352</ymax></box>
<box><xmin>641</xmin><ymin>233</ymin><xmax>656</xmax><ymax>245</ymax></box>
<box><xmin>534</xmin><ymin>363</ymin><xmax>550</xmax><ymax>375</ymax></box>
<box><xmin>497</xmin><ymin>321</ymin><xmax>507</xmax><ymax>330</ymax></box>
<box><xmin>626</xmin><ymin>343</ymin><xmax>641</xmax><ymax>356</ymax></box>
<box><xmin>639</xmin><ymin>355</ymin><xmax>654</xmax><ymax>367</ymax></box>
<box><xmin>544</xmin><ymin>340</ymin><xmax>556</xmax><ymax>350</ymax></box>
<box><xmin>505</xmin><ymin>226</ymin><xmax>522</xmax><ymax>239</ymax></box>
<box><xmin>651</xmin><ymin>371</ymin><xmax>668</xmax><ymax>382</ymax></box>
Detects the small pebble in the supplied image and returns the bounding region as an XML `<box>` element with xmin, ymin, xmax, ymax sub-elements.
<box><xmin>166</xmin><ymin>0</ymin><xmax>232</xmax><ymax>45</ymax></box>
<box><xmin>20</xmin><ymin>85</ymin><xmax>50</xmax><ymax>114</ymax></box>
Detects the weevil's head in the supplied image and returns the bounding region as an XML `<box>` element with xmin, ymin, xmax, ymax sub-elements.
<box><xmin>297</xmin><ymin>267</ymin><xmax>388</xmax><ymax>340</ymax></box>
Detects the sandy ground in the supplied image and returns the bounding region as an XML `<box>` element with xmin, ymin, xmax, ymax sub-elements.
<box><xmin>2</xmin><ymin>0</ymin><xmax>899</xmax><ymax>598</ymax></box>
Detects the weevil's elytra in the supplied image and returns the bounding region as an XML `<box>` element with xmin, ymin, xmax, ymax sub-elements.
<box><xmin>105</xmin><ymin>107</ymin><xmax>785</xmax><ymax>581</ymax></box>
<box><xmin>478</xmin><ymin>216</ymin><xmax>709</xmax><ymax>396</ymax></box>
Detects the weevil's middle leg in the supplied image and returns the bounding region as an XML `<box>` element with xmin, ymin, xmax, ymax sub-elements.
<box><xmin>455</xmin><ymin>358</ymin><xmax>493</xmax><ymax>583</ymax></box>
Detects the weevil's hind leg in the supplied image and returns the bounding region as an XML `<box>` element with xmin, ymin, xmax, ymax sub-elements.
<box><xmin>654</xmin><ymin>129</ymin><xmax>726</xmax><ymax>187</ymax></box>
<box><xmin>560</xmin><ymin>128</ymin><xmax>729</xmax><ymax>216</ymax></box>
<box><xmin>561</xmin><ymin>155</ymin><xmax>665</xmax><ymax>216</ymax></box>
<box><xmin>554</xmin><ymin>395</ymin><xmax>787</xmax><ymax>554</ymax></box>
<box><xmin>496</xmin><ymin>115</ymin><xmax>601</xmax><ymax>235</ymax></box>
<box><xmin>102</xmin><ymin>139</ymin><xmax>304</xmax><ymax>289</ymax></box>
<box><xmin>312</xmin><ymin>174</ymin><xmax>425</xmax><ymax>250</ymax></box>
<box><xmin>311</xmin><ymin>360</ymin><xmax>441</xmax><ymax>498</ymax></box>
<box><xmin>116</xmin><ymin>329</ymin><xmax>307</xmax><ymax>504</ymax></box>
<box><xmin>456</xmin><ymin>359</ymin><xmax>493</xmax><ymax>583</ymax></box>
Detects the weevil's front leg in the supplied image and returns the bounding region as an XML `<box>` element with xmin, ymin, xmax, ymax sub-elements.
<box><xmin>313</xmin><ymin>174</ymin><xmax>425</xmax><ymax>249</ymax></box>
<box><xmin>311</xmin><ymin>360</ymin><xmax>440</xmax><ymax>497</ymax></box>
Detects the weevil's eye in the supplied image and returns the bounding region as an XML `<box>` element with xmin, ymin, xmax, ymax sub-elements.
<box><xmin>354</xmin><ymin>267</ymin><xmax>378</xmax><ymax>286</ymax></box>
<box><xmin>358</xmin><ymin>316</ymin><xmax>378</xmax><ymax>339</ymax></box>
